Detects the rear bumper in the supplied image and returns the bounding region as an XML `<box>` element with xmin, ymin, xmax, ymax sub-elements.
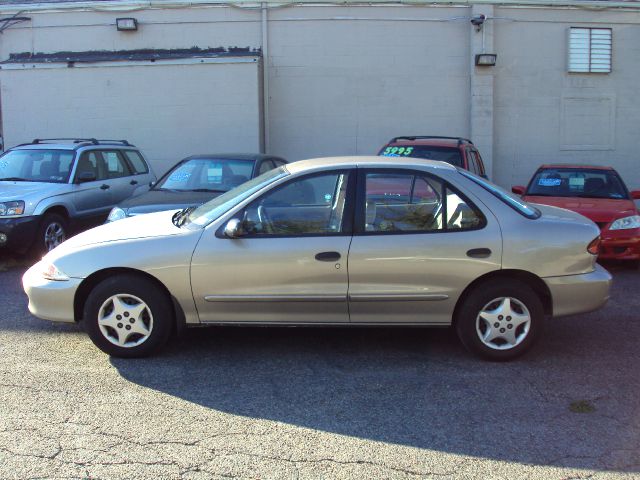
<box><xmin>0</xmin><ymin>216</ymin><xmax>39</xmax><ymax>253</ymax></box>
<box><xmin>544</xmin><ymin>264</ymin><xmax>612</xmax><ymax>317</ymax></box>
<box><xmin>599</xmin><ymin>234</ymin><xmax>640</xmax><ymax>261</ymax></box>
<box><xmin>22</xmin><ymin>261</ymin><xmax>81</xmax><ymax>323</ymax></box>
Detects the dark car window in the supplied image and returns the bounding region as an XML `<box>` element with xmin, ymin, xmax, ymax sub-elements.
<box><xmin>241</xmin><ymin>171</ymin><xmax>350</xmax><ymax>236</ymax></box>
<box><xmin>379</xmin><ymin>145</ymin><xmax>463</xmax><ymax>167</ymax></box>
<box><xmin>362</xmin><ymin>170</ymin><xmax>484</xmax><ymax>233</ymax></box>
<box><xmin>157</xmin><ymin>158</ymin><xmax>254</xmax><ymax>192</ymax></box>
<box><xmin>466</xmin><ymin>149</ymin><xmax>479</xmax><ymax>174</ymax></box>
<box><xmin>123</xmin><ymin>150</ymin><xmax>149</xmax><ymax>174</ymax></box>
<box><xmin>75</xmin><ymin>151</ymin><xmax>107</xmax><ymax>182</ymax></box>
<box><xmin>473</xmin><ymin>150</ymin><xmax>486</xmax><ymax>176</ymax></box>
<box><xmin>102</xmin><ymin>151</ymin><xmax>132</xmax><ymax>179</ymax></box>
<box><xmin>0</xmin><ymin>149</ymin><xmax>75</xmax><ymax>183</ymax></box>
<box><xmin>526</xmin><ymin>168</ymin><xmax>629</xmax><ymax>200</ymax></box>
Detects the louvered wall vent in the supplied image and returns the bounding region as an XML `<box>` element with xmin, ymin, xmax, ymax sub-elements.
<box><xmin>568</xmin><ymin>27</ymin><xmax>612</xmax><ymax>73</ymax></box>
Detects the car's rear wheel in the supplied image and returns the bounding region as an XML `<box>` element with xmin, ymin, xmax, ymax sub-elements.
<box><xmin>456</xmin><ymin>279</ymin><xmax>543</xmax><ymax>361</ymax></box>
<box><xmin>84</xmin><ymin>274</ymin><xmax>173</xmax><ymax>358</ymax></box>
<box><xmin>33</xmin><ymin>213</ymin><xmax>67</xmax><ymax>256</ymax></box>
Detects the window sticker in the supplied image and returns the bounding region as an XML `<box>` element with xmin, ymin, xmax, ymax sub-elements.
<box><xmin>539</xmin><ymin>178</ymin><xmax>561</xmax><ymax>187</ymax></box>
<box><xmin>170</xmin><ymin>172</ymin><xmax>191</xmax><ymax>182</ymax></box>
<box><xmin>0</xmin><ymin>161</ymin><xmax>8</xmax><ymax>170</ymax></box>
<box><xmin>207</xmin><ymin>167</ymin><xmax>222</xmax><ymax>182</ymax></box>
<box><xmin>324</xmin><ymin>193</ymin><xmax>332</xmax><ymax>203</ymax></box>
<box><xmin>569</xmin><ymin>177</ymin><xmax>585</xmax><ymax>187</ymax></box>
<box><xmin>382</xmin><ymin>146</ymin><xmax>414</xmax><ymax>156</ymax></box>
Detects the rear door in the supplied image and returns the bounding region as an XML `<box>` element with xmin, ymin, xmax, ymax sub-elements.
<box><xmin>100</xmin><ymin>150</ymin><xmax>137</xmax><ymax>204</ymax></box>
<box><xmin>348</xmin><ymin>168</ymin><xmax>502</xmax><ymax>325</ymax></box>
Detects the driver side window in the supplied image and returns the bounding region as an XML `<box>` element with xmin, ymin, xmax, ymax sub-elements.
<box><xmin>241</xmin><ymin>171</ymin><xmax>350</xmax><ymax>236</ymax></box>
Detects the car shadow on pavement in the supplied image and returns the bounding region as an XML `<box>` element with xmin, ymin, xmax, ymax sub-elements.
<box><xmin>110</xmin><ymin>304</ymin><xmax>640</xmax><ymax>472</ymax></box>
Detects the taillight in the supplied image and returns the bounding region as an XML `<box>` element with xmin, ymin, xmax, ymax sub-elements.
<box><xmin>587</xmin><ymin>236</ymin><xmax>601</xmax><ymax>255</ymax></box>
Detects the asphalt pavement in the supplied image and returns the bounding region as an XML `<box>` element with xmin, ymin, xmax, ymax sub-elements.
<box><xmin>0</xmin><ymin>257</ymin><xmax>638</xmax><ymax>479</ymax></box>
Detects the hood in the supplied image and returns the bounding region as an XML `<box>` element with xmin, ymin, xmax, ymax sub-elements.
<box><xmin>525</xmin><ymin>196</ymin><xmax>638</xmax><ymax>224</ymax></box>
<box><xmin>534</xmin><ymin>203</ymin><xmax>600</xmax><ymax>227</ymax></box>
<box><xmin>0</xmin><ymin>181</ymin><xmax>69</xmax><ymax>202</ymax></box>
<box><xmin>50</xmin><ymin>210</ymin><xmax>185</xmax><ymax>256</ymax></box>
<box><xmin>119</xmin><ymin>189</ymin><xmax>222</xmax><ymax>216</ymax></box>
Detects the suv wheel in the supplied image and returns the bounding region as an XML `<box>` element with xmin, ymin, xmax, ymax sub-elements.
<box><xmin>455</xmin><ymin>279</ymin><xmax>543</xmax><ymax>361</ymax></box>
<box><xmin>34</xmin><ymin>213</ymin><xmax>68</xmax><ymax>256</ymax></box>
<box><xmin>84</xmin><ymin>274</ymin><xmax>173</xmax><ymax>358</ymax></box>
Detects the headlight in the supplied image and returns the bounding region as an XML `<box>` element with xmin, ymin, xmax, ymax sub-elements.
<box><xmin>609</xmin><ymin>215</ymin><xmax>640</xmax><ymax>231</ymax></box>
<box><xmin>0</xmin><ymin>200</ymin><xmax>25</xmax><ymax>216</ymax></box>
<box><xmin>41</xmin><ymin>262</ymin><xmax>69</xmax><ymax>281</ymax></box>
<box><xmin>106</xmin><ymin>207</ymin><xmax>126</xmax><ymax>223</ymax></box>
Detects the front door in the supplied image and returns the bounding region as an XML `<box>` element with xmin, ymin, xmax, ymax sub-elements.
<box><xmin>190</xmin><ymin>169</ymin><xmax>354</xmax><ymax>324</ymax></box>
<box><xmin>348</xmin><ymin>168</ymin><xmax>502</xmax><ymax>325</ymax></box>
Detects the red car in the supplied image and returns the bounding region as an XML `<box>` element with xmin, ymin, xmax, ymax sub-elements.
<box><xmin>378</xmin><ymin>136</ymin><xmax>488</xmax><ymax>179</ymax></box>
<box><xmin>513</xmin><ymin>165</ymin><xmax>640</xmax><ymax>264</ymax></box>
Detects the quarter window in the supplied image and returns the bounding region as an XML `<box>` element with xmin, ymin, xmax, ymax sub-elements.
<box><xmin>363</xmin><ymin>171</ymin><xmax>484</xmax><ymax>233</ymax></box>
<box><xmin>123</xmin><ymin>151</ymin><xmax>149</xmax><ymax>174</ymax></box>
<box><xmin>241</xmin><ymin>171</ymin><xmax>350</xmax><ymax>236</ymax></box>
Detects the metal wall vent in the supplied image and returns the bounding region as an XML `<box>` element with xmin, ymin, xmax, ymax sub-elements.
<box><xmin>568</xmin><ymin>27</ymin><xmax>612</xmax><ymax>73</ymax></box>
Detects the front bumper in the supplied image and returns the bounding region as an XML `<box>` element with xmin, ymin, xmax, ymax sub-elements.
<box><xmin>22</xmin><ymin>261</ymin><xmax>82</xmax><ymax>323</ymax></box>
<box><xmin>599</xmin><ymin>233</ymin><xmax>640</xmax><ymax>261</ymax></box>
<box><xmin>544</xmin><ymin>263</ymin><xmax>612</xmax><ymax>318</ymax></box>
<box><xmin>0</xmin><ymin>216</ymin><xmax>39</xmax><ymax>253</ymax></box>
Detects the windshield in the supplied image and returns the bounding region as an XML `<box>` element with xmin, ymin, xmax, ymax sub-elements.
<box><xmin>156</xmin><ymin>157</ymin><xmax>256</xmax><ymax>192</ymax></box>
<box><xmin>379</xmin><ymin>145</ymin><xmax>463</xmax><ymax>167</ymax></box>
<box><xmin>183</xmin><ymin>166</ymin><xmax>289</xmax><ymax>229</ymax></box>
<box><xmin>526</xmin><ymin>168</ymin><xmax>629</xmax><ymax>200</ymax></box>
<box><xmin>459</xmin><ymin>169</ymin><xmax>540</xmax><ymax>219</ymax></box>
<box><xmin>0</xmin><ymin>149</ymin><xmax>75</xmax><ymax>183</ymax></box>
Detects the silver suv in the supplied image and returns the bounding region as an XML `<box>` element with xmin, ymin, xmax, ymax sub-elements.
<box><xmin>0</xmin><ymin>138</ymin><xmax>155</xmax><ymax>255</ymax></box>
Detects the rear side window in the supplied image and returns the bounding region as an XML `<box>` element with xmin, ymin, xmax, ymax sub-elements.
<box><xmin>102</xmin><ymin>151</ymin><xmax>132</xmax><ymax>178</ymax></box>
<box><xmin>123</xmin><ymin>151</ymin><xmax>149</xmax><ymax>174</ymax></box>
<box><xmin>362</xmin><ymin>170</ymin><xmax>485</xmax><ymax>233</ymax></box>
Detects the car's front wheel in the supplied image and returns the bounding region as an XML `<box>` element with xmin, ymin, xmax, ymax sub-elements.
<box><xmin>84</xmin><ymin>274</ymin><xmax>173</xmax><ymax>357</ymax></box>
<box><xmin>33</xmin><ymin>213</ymin><xmax>67</xmax><ymax>256</ymax></box>
<box><xmin>455</xmin><ymin>279</ymin><xmax>543</xmax><ymax>361</ymax></box>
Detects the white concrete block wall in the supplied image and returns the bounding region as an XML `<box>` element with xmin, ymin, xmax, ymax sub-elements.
<box><xmin>0</xmin><ymin>3</ymin><xmax>639</xmax><ymax>189</ymax></box>
<box><xmin>493</xmin><ymin>6</ymin><xmax>640</xmax><ymax>189</ymax></box>
<box><xmin>1</xmin><ymin>61</ymin><xmax>262</xmax><ymax>175</ymax></box>
<box><xmin>267</xmin><ymin>6</ymin><xmax>471</xmax><ymax>160</ymax></box>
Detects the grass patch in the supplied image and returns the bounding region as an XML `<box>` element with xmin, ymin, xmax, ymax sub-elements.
<box><xmin>569</xmin><ymin>400</ymin><xmax>596</xmax><ymax>413</ymax></box>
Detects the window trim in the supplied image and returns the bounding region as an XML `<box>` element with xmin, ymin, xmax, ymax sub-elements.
<box><xmin>216</xmin><ymin>169</ymin><xmax>356</xmax><ymax>239</ymax></box>
<box><xmin>354</xmin><ymin>168</ymin><xmax>487</xmax><ymax>236</ymax></box>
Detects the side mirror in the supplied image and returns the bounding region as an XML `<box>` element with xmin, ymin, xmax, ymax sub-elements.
<box><xmin>77</xmin><ymin>171</ymin><xmax>97</xmax><ymax>183</ymax></box>
<box><xmin>511</xmin><ymin>185</ymin><xmax>525</xmax><ymax>195</ymax></box>
<box><xmin>631</xmin><ymin>190</ymin><xmax>640</xmax><ymax>200</ymax></box>
<box><xmin>223</xmin><ymin>218</ymin><xmax>246</xmax><ymax>238</ymax></box>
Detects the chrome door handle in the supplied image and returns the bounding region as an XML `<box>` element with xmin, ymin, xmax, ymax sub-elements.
<box><xmin>315</xmin><ymin>251</ymin><xmax>341</xmax><ymax>262</ymax></box>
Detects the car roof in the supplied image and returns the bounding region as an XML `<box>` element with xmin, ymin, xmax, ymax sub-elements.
<box><xmin>539</xmin><ymin>164</ymin><xmax>615</xmax><ymax>171</ymax></box>
<box><xmin>286</xmin><ymin>156</ymin><xmax>458</xmax><ymax>174</ymax></box>
<box><xmin>183</xmin><ymin>153</ymin><xmax>286</xmax><ymax>162</ymax></box>
<box><xmin>12</xmin><ymin>143</ymin><xmax>79</xmax><ymax>151</ymax></box>
<box><xmin>386</xmin><ymin>137</ymin><xmax>471</xmax><ymax>148</ymax></box>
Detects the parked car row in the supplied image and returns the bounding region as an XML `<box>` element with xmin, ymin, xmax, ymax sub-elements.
<box><xmin>3</xmin><ymin>134</ymin><xmax>632</xmax><ymax>361</ymax></box>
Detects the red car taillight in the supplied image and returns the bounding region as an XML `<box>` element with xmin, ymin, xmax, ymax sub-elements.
<box><xmin>587</xmin><ymin>236</ymin><xmax>601</xmax><ymax>255</ymax></box>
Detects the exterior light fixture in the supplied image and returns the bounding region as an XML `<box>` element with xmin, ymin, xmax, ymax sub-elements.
<box><xmin>475</xmin><ymin>53</ymin><xmax>497</xmax><ymax>66</ymax></box>
<box><xmin>116</xmin><ymin>18</ymin><xmax>138</xmax><ymax>31</ymax></box>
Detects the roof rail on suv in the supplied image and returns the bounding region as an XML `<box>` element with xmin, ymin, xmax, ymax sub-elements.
<box><xmin>389</xmin><ymin>136</ymin><xmax>474</xmax><ymax>146</ymax></box>
<box><xmin>31</xmin><ymin>138</ymin><xmax>134</xmax><ymax>147</ymax></box>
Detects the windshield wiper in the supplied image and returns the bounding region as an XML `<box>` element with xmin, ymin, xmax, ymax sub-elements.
<box><xmin>0</xmin><ymin>177</ymin><xmax>28</xmax><ymax>181</ymax></box>
<box><xmin>172</xmin><ymin>205</ymin><xmax>198</xmax><ymax>227</ymax></box>
<box><xmin>189</xmin><ymin>188</ymin><xmax>226</xmax><ymax>193</ymax></box>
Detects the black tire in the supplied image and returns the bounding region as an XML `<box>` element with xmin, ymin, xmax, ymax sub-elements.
<box><xmin>84</xmin><ymin>274</ymin><xmax>173</xmax><ymax>358</ymax></box>
<box><xmin>33</xmin><ymin>213</ymin><xmax>68</xmax><ymax>257</ymax></box>
<box><xmin>455</xmin><ymin>279</ymin><xmax>543</xmax><ymax>361</ymax></box>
